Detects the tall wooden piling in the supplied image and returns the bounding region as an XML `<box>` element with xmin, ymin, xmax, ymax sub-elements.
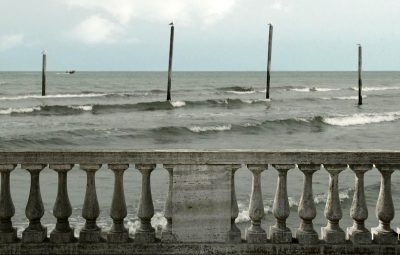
<box><xmin>266</xmin><ymin>23</ymin><xmax>273</xmax><ymax>99</ymax></box>
<box><xmin>42</xmin><ymin>51</ymin><xmax>47</xmax><ymax>96</ymax></box>
<box><xmin>358</xmin><ymin>45</ymin><xmax>362</xmax><ymax>105</ymax></box>
<box><xmin>167</xmin><ymin>22</ymin><xmax>174</xmax><ymax>101</ymax></box>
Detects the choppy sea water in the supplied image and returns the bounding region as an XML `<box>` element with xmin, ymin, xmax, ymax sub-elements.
<box><xmin>1</xmin><ymin>71</ymin><xmax>400</xmax><ymax>238</ymax></box>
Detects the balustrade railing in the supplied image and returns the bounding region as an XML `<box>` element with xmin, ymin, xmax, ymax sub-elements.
<box><xmin>0</xmin><ymin>150</ymin><xmax>399</xmax><ymax>248</ymax></box>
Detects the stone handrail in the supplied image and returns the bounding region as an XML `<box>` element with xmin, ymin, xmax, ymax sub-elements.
<box><xmin>0</xmin><ymin>150</ymin><xmax>399</xmax><ymax>255</ymax></box>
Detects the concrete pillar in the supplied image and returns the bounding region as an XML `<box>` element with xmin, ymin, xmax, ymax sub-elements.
<box><xmin>161</xmin><ymin>164</ymin><xmax>176</xmax><ymax>242</ymax></box>
<box><xmin>347</xmin><ymin>164</ymin><xmax>372</xmax><ymax>244</ymax></box>
<box><xmin>21</xmin><ymin>164</ymin><xmax>47</xmax><ymax>243</ymax></box>
<box><xmin>228</xmin><ymin>165</ymin><xmax>242</xmax><ymax>243</ymax></box>
<box><xmin>296</xmin><ymin>164</ymin><xmax>320</xmax><ymax>244</ymax></box>
<box><xmin>49</xmin><ymin>164</ymin><xmax>75</xmax><ymax>243</ymax></box>
<box><xmin>108</xmin><ymin>164</ymin><xmax>129</xmax><ymax>243</ymax></box>
<box><xmin>135</xmin><ymin>164</ymin><xmax>156</xmax><ymax>243</ymax></box>
<box><xmin>0</xmin><ymin>164</ymin><xmax>17</xmax><ymax>243</ymax></box>
<box><xmin>269</xmin><ymin>164</ymin><xmax>294</xmax><ymax>243</ymax></box>
<box><xmin>79</xmin><ymin>164</ymin><xmax>102</xmax><ymax>243</ymax></box>
<box><xmin>245</xmin><ymin>164</ymin><xmax>267</xmax><ymax>243</ymax></box>
<box><xmin>321</xmin><ymin>164</ymin><xmax>346</xmax><ymax>244</ymax></box>
<box><xmin>372</xmin><ymin>164</ymin><xmax>397</xmax><ymax>244</ymax></box>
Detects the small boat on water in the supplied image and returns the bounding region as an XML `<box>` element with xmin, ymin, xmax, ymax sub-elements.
<box><xmin>66</xmin><ymin>70</ymin><xmax>76</xmax><ymax>74</ymax></box>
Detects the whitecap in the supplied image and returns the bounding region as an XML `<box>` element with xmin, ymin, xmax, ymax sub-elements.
<box><xmin>170</xmin><ymin>100</ymin><xmax>186</xmax><ymax>107</ymax></box>
<box><xmin>70</xmin><ymin>105</ymin><xmax>93</xmax><ymax>111</ymax></box>
<box><xmin>189</xmin><ymin>124</ymin><xmax>232</xmax><ymax>133</ymax></box>
<box><xmin>322</xmin><ymin>95</ymin><xmax>367</xmax><ymax>100</ymax></box>
<box><xmin>351</xmin><ymin>86</ymin><xmax>400</xmax><ymax>91</ymax></box>
<box><xmin>0</xmin><ymin>106</ymin><xmax>41</xmax><ymax>115</ymax></box>
<box><xmin>322</xmin><ymin>111</ymin><xmax>400</xmax><ymax>126</ymax></box>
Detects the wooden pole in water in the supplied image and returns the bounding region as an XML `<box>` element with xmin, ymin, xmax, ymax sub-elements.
<box><xmin>167</xmin><ymin>22</ymin><xmax>174</xmax><ymax>101</ymax></box>
<box><xmin>42</xmin><ymin>50</ymin><xmax>47</xmax><ymax>96</ymax></box>
<box><xmin>266</xmin><ymin>23</ymin><xmax>273</xmax><ymax>99</ymax></box>
<box><xmin>358</xmin><ymin>44</ymin><xmax>362</xmax><ymax>105</ymax></box>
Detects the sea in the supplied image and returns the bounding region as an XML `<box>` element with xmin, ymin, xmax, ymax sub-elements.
<box><xmin>0</xmin><ymin>71</ymin><xmax>399</xmax><ymax>238</ymax></box>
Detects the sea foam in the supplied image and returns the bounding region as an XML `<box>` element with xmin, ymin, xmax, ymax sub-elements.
<box><xmin>189</xmin><ymin>124</ymin><xmax>232</xmax><ymax>133</ymax></box>
<box><xmin>323</xmin><ymin>111</ymin><xmax>400</xmax><ymax>126</ymax></box>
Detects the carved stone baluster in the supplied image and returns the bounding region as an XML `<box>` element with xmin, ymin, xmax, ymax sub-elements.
<box><xmin>79</xmin><ymin>164</ymin><xmax>102</xmax><ymax>243</ymax></box>
<box><xmin>228</xmin><ymin>164</ymin><xmax>242</xmax><ymax>243</ymax></box>
<box><xmin>135</xmin><ymin>164</ymin><xmax>156</xmax><ymax>243</ymax></box>
<box><xmin>49</xmin><ymin>164</ymin><xmax>75</xmax><ymax>243</ymax></box>
<box><xmin>21</xmin><ymin>164</ymin><xmax>47</xmax><ymax>243</ymax></box>
<box><xmin>108</xmin><ymin>164</ymin><xmax>129</xmax><ymax>243</ymax></box>
<box><xmin>321</xmin><ymin>164</ymin><xmax>346</xmax><ymax>244</ymax></box>
<box><xmin>347</xmin><ymin>164</ymin><xmax>372</xmax><ymax>244</ymax></box>
<box><xmin>269</xmin><ymin>164</ymin><xmax>294</xmax><ymax>243</ymax></box>
<box><xmin>296</xmin><ymin>164</ymin><xmax>320</xmax><ymax>244</ymax></box>
<box><xmin>0</xmin><ymin>164</ymin><xmax>17</xmax><ymax>243</ymax></box>
<box><xmin>245</xmin><ymin>164</ymin><xmax>267</xmax><ymax>243</ymax></box>
<box><xmin>161</xmin><ymin>164</ymin><xmax>176</xmax><ymax>242</ymax></box>
<box><xmin>372</xmin><ymin>164</ymin><xmax>397</xmax><ymax>244</ymax></box>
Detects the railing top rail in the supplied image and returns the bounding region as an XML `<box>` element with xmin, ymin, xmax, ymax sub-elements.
<box><xmin>0</xmin><ymin>150</ymin><xmax>400</xmax><ymax>165</ymax></box>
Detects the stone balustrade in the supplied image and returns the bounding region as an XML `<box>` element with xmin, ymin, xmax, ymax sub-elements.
<box><xmin>0</xmin><ymin>150</ymin><xmax>399</xmax><ymax>255</ymax></box>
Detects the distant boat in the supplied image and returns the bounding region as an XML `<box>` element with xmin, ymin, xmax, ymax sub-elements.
<box><xmin>66</xmin><ymin>70</ymin><xmax>76</xmax><ymax>74</ymax></box>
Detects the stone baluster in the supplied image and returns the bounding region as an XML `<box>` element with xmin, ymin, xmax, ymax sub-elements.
<box><xmin>108</xmin><ymin>164</ymin><xmax>129</xmax><ymax>243</ymax></box>
<box><xmin>21</xmin><ymin>164</ymin><xmax>47</xmax><ymax>243</ymax></box>
<box><xmin>296</xmin><ymin>164</ymin><xmax>320</xmax><ymax>244</ymax></box>
<box><xmin>0</xmin><ymin>164</ymin><xmax>17</xmax><ymax>243</ymax></box>
<box><xmin>49</xmin><ymin>164</ymin><xmax>75</xmax><ymax>243</ymax></box>
<box><xmin>161</xmin><ymin>164</ymin><xmax>176</xmax><ymax>242</ymax></box>
<box><xmin>135</xmin><ymin>164</ymin><xmax>156</xmax><ymax>243</ymax></box>
<box><xmin>347</xmin><ymin>164</ymin><xmax>372</xmax><ymax>244</ymax></box>
<box><xmin>228</xmin><ymin>164</ymin><xmax>242</xmax><ymax>243</ymax></box>
<box><xmin>269</xmin><ymin>164</ymin><xmax>294</xmax><ymax>243</ymax></box>
<box><xmin>372</xmin><ymin>164</ymin><xmax>397</xmax><ymax>244</ymax></box>
<box><xmin>245</xmin><ymin>164</ymin><xmax>268</xmax><ymax>243</ymax></box>
<box><xmin>321</xmin><ymin>164</ymin><xmax>346</xmax><ymax>244</ymax></box>
<box><xmin>79</xmin><ymin>164</ymin><xmax>102</xmax><ymax>243</ymax></box>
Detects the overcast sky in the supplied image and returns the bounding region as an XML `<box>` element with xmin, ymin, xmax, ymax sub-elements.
<box><xmin>0</xmin><ymin>0</ymin><xmax>399</xmax><ymax>71</ymax></box>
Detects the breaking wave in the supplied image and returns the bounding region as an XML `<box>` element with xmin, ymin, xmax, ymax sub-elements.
<box><xmin>351</xmin><ymin>86</ymin><xmax>400</xmax><ymax>91</ymax></box>
<box><xmin>322</xmin><ymin>111</ymin><xmax>400</xmax><ymax>126</ymax></box>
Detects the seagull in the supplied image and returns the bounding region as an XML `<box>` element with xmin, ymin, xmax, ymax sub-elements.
<box><xmin>169</xmin><ymin>22</ymin><xmax>174</xmax><ymax>26</ymax></box>
<box><xmin>268</xmin><ymin>23</ymin><xmax>272</xmax><ymax>26</ymax></box>
<box><xmin>42</xmin><ymin>50</ymin><xmax>47</xmax><ymax>55</ymax></box>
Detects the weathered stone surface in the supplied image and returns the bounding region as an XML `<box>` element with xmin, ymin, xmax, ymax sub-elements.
<box><xmin>50</xmin><ymin>228</ymin><xmax>75</xmax><ymax>243</ymax></box>
<box><xmin>270</xmin><ymin>164</ymin><xmax>294</xmax><ymax>244</ymax></box>
<box><xmin>161</xmin><ymin>164</ymin><xmax>176</xmax><ymax>243</ymax></box>
<box><xmin>347</xmin><ymin>164</ymin><xmax>372</xmax><ymax>244</ymax></box>
<box><xmin>0</xmin><ymin>164</ymin><xmax>17</xmax><ymax>243</ymax></box>
<box><xmin>135</xmin><ymin>164</ymin><xmax>156</xmax><ymax>244</ymax></box>
<box><xmin>22</xmin><ymin>228</ymin><xmax>47</xmax><ymax>243</ymax></box>
<box><xmin>245</xmin><ymin>164</ymin><xmax>268</xmax><ymax>244</ymax></box>
<box><xmin>172</xmin><ymin>164</ymin><xmax>232</xmax><ymax>243</ymax></box>
<box><xmin>0</xmin><ymin>228</ymin><xmax>17</xmax><ymax>243</ymax></box>
<box><xmin>0</xmin><ymin>242</ymin><xmax>398</xmax><ymax>255</ymax></box>
<box><xmin>1</xmin><ymin>150</ymin><xmax>400</xmax><ymax>165</ymax></box>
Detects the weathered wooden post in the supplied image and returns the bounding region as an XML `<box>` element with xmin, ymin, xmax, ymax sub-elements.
<box><xmin>266</xmin><ymin>23</ymin><xmax>273</xmax><ymax>99</ymax></box>
<box><xmin>357</xmin><ymin>44</ymin><xmax>362</xmax><ymax>105</ymax></box>
<box><xmin>166</xmin><ymin>22</ymin><xmax>174</xmax><ymax>101</ymax></box>
<box><xmin>42</xmin><ymin>50</ymin><xmax>47</xmax><ymax>96</ymax></box>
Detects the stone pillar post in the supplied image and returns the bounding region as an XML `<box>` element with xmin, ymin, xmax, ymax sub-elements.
<box><xmin>161</xmin><ymin>164</ymin><xmax>176</xmax><ymax>242</ymax></box>
<box><xmin>135</xmin><ymin>164</ymin><xmax>156</xmax><ymax>243</ymax></box>
<box><xmin>245</xmin><ymin>164</ymin><xmax>267</xmax><ymax>243</ymax></box>
<box><xmin>347</xmin><ymin>164</ymin><xmax>372</xmax><ymax>244</ymax></box>
<box><xmin>372</xmin><ymin>164</ymin><xmax>397</xmax><ymax>244</ymax></box>
<box><xmin>269</xmin><ymin>164</ymin><xmax>294</xmax><ymax>243</ymax></box>
<box><xmin>21</xmin><ymin>164</ymin><xmax>47</xmax><ymax>243</ymax></box>
<box><xmin>0</xmin><ymin>164</ymin><xmax>17</xmax><ymax>243</ymax></box>
<box><xmin>296</xmin><ymin>164</ymin><xmax>319</xmax><ymax>244</ymax></box>
<box><xmin>108</xmin><ymin>164</ymin><xmax>129</xmax><ymax>243</ymax></box>
<box><xmin>79</xmin><ymin>164</ymin><xmax>102</xmax><ymax>243</ymax></box>
<box><xmin>49</xmin><ymin>164</ymin><xmax>75</xmax><ymax>243</ymax></box>
<box><xmin>321</xmin><ymin>164</ymin><xmax>346</xmax><ymax>244</ymax></box>
<box><xmin>228</xmin><ymin>165</ymin><xmax>242</xmax><ymax>243</ymax></box>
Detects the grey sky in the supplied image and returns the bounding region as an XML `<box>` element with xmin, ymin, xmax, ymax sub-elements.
<box><xmin>0</xmin><ymin>0</ymin><xmax>399</xmax><ymax>71</ymax></box>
